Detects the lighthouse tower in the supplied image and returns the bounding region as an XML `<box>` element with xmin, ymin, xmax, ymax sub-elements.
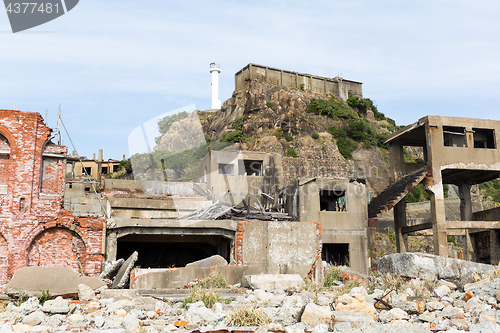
<box><xmin>210</xmin><ymin>62</ymin><xmax>221</xmax><ymax>109</ymax></box>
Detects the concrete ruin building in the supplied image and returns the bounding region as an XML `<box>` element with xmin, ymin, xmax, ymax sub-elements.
<box><xmin>369</xmin><ymin>116</ymin><xmax>500</xmax><ymax>264</ymax></box>
<box><xmin>0</xmin><ymin>110</ymin><xmax>105</xmax><ymax>286</ymax></box>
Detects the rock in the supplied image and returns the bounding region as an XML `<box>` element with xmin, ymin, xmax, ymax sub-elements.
<box><xmin>378</xmin><ymin>252</ymin><xmax>496</xmax><ymax>286</ymax></box>
<box><xmin>300</xmin><ymin>303</ymin><xmax>333</xmax><ymax>328</ymax></box>
<box><xmin>426</xmin><ymin>299</ymin><xmax>441</xmax><ymax>310</ymax></box>
<box><xmin>438</xmin><ymin>279</ymin><xmax>457</xmax><ymax>290</ymax></box>
<box><xmin>112</xmin><ymin>251</ymin><xmax>138</xmax><ymax>289</ymax></box>
<box><xmin>100</xmin><ymin>259</ymin><xmax>125</xmax><ymax>280</ymax></box>
<box><xmin>22</xmin><ymin>311</ymin><xmax>45</xmax><ymax>326</ymax></box>
<box><xmin>19</xmin><ymin>297</ymin><xmax>41</xmax><ymax>315</ymax></box>
<box><xmin>284</xmin><ymin>324</ymin><xmax>305</xmax><ymax>333</ymax></box>
<box><xmin>185</xmin><ymin>255</ymin><xmax>228</xmax><ymax>268</ymax></box>
<box><xmin>387</xmin><ymin>308</ymin><xmax>409</xmax><ymax>320</ymax></box>
<box><xmin>0</xmin><ymin>324</ymin><xmax>13</xmax><ymax>333</ymax></box>
<box><xmin>450</xmin><ymin>318</ymin><xmax>469</xmax><ymax>330</ymax></box>
<box><xmin>440</xmin><ymin>305</ymin><xmax>459</xmax><ymax>318</ymax></box>
<box><xmin>433</xmin><ymin>285</ymin><xmax>450</xmax><ymax>297</ymax></box>
<box><xmin>331</xmin><ymin>311</ymin><xmax>375</xmax><ymax>326</ymax></box>
<box><xmin>123</xmin><ymin>314</ymin><xmax>141</xmax><ymax>332</ymax></box>
<box><xmin>186</xmin><ymin>303</ymin><xmax>219</xmax><ymax>326</ymax></box>
<box><xmin>78</xmin><ymin>284</ymin><xmax>96</xmax><ymax>301</ymax></box>
<box><xmin>41</xmin><ymin>296</ymin><xmax>70</xmax><ymax>314</ymax></box>
<box><xmin>462</xmin><ymin>291</ymin><xmax>475</xmax><ymax>301</ymax></box>
<box><xmin>245</xmin><ymin>274</ymin><xmax>305</xmax><ymax>290</ymax></box>
<box><xmin>349</xmin><ymin>286</ymin><xmax>368</xmax><ymax>301</ymax></box>
<box><xmin>418</xmin><ymin>311</ymin><xmax>436</xmax><ymax>322</ymax></box>
<box><xmin>335</xmin><ymin>294</ymin><xmax>377</xmax><ymax>318</ymax></box>
<box><xmin>464</xmin><ymin>297</ymin><xmax>483</xmax><ymax>312</ymax></box>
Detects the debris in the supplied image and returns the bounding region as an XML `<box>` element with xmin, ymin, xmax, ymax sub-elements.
<box><xmin>185</xmin><ymin>255</ymin><xmax>228</xmax><ymax>269</ymax></box>
<box><xmin>112</xmin><ymin>251</ymin><xmax>139</xmax><ymax>289</ymax></box>
<box><xmin>99</xmin><ymin>258</ymin><xmax>125</xmax><ymax>280</ymax></box>
<box><xmin>244</xmin><ymin>274</ymin><xmax>305</xmax><ymax>290</ymax></box>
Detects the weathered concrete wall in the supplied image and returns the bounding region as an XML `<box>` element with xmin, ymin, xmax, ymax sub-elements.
<box><xmin>234</xmin><ymin>63</ymin><xmax>362</xmax><ymax>101</ymax></box>
<box><xmin>235</xmin><ymin>221</ymin><xmax>321</xmax><ymax>277</ymax></box>
<box><xmin>104</xmin><ymin>179</ymin><xmax>207</xmax><ymax>198</ymax></box>
<box><xmin>131</xmin><ymin>266</ymin><xmax>249</xmax><ymax>289</ymax></box>
<box><xmin>475</xmin><ymin>206</ymin><xmax>500</xmax><ymax>221</ymax></box>
<box><xmin>0</xmin><ymin>110</ymin><xmax>105</xmax><ymax>284</ymax></box>
<box><xmin>199</xmin><ymin>150</ymin><xmax>283</xmax><ymax>206</ymax></box>
<box><xmin>285</xmin><ymin>178</ymin><xmax>369</xmax><ymax>274</ymax></box>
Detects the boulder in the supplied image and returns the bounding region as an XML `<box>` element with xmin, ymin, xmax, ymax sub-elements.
<box><xmin>100</xmin><ymin>259</ymin><xmax>125</xmax><ymax>280</ymax></box>
<box><xmin>185</xmin><ymin>255</ymin><xmax>228</xmax><ymax>268</ymax></box>
<box><xmin>41</xmin><ymin>297</ymin><xmax>70</xmax><ymax>314</ymax></box>
<box><xmin>245</xmin><ymin>274</ymin><xmax>305</xmax><ymax>290</ymax></box>
<box><xmin>335</xmin><ymin>294</ymin><xmax>377</xmax><ymax>318</ymax></box>
<box><xmin>78</xmin><ymin>284</ymin><xmax>96</xmax><ymax>302</ymax></box>
<box><xmin>300</xmin><ymin>303</ymin><xmax>333</xmax><ymax>328</ymax></box>
<box><xmin>331</xmin><ymin>311</ymin><xmax>375</xmax><ymax>327</ymax></box>
<box><xmin>378</xmin><ymin>252</ymin><xmax>496</xmax><ymax>286</ymax></box>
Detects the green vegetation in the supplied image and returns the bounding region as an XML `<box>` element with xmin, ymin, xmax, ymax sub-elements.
<box><xmin>181</xmin><ymin>286</ymin><xmax>230</xmax><ymax>308</ymax></box>
<box><xmin>307</xmin><ymin>96</ymin><xmax>358</xmax><ymax>121</ymax></box>
<box><xmin>221</xmin><ymin>130</ymin><xmax>246</xmax><ymax>143</ymax></box>
<box><xmin>266</xmin><ymin>101</ymin><xmax>276</xmax><ymax>112</ymax></box>
<box><xmin>285</xmin><ymin>148</ymin><xmax>297</xmax><ymax>158</ymax></box>
<box><xmin>228</xmin><ymin>306</ymin><xmax>272</xmax><ymax>327</ymax></box>
<box><xmin>478</xmin><ymin>179</ymin><xmax>500</xmax><ymax>203</ymax></box>
<box><xmin>300</xmin><ymin>83</ymin><xmax>305</xmax><ymax>90</ymax></box>
<box><xmin>38</xmin><ymin>289</ymin><xmax>51</xmax><ymax>306</ymax></box>
<box><xmin>283</xmin><ymin>132</ymin><xmax>293</xmax><ymax>142</ymax></box>
<box><xmin>155</xmin><ymin>111</ymin><xmax>190</xmax><ymax>144</ymax></box>
<box><xmin>197</xmin><ymin>272</ymin><xmax>228</xmax><ymax>289</ymax></box>
<box><xmin>323</xmin><ymin>267</ymin><xmax>341</xmax><ymax>287</ymax></box>
<box><xmin>311</xmin><ymin>132</ymin><xmax>319</xmax><ymax>139</ymax></box>
<box><xmin>233</xmin><ymin>116</ymin><xmax>244</xmax><ymax>131</ymax></box>
<box><xmin>346</xmin><ymin>94</ymin><xmax>377</xmax><ymax>115</ymax></box>
<box><xmin>405</xmin><ymin>183</ymin><xmax>449</xmax><ymax>203</ymax></box>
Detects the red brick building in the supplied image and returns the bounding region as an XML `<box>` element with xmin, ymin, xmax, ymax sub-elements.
<box><xmin>0</xmin><ymin>110</ymin><xmax>105</xmax><ymax>286</ymax></box>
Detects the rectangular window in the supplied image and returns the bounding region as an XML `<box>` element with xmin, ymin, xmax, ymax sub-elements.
<box><xmin>83</xmin><ymin>167</ymin><xmax>92</xmax><ymax>176</ymax></box>
<box><xmin>322</xmin><ymin>243</ymin><xmax>350</xmax><ymax>266</ymax></box>
<box><xmin>218</xmin><ymin>163</ymin><xmax>234</xmax><ymax>175</ymax></box>
<box><xmin>101</xmin><ymin>167</ymin><xmax>108</xmax><ymax>174</ymax></box>
<box><xmin>113</xmin><ymin>165</ymin><xmax>120</xmax><ymax>172</ymax></box>
<box><xmin>238</xmin><ymin>159</ymin><xmax>263</xmax><ymax>176</ymax></box>
<box><xmin>443</xmin><ymin>126</ymin><xmax>467</xmax><ymax>147</ymax></box>
<box><xmin>320</xmin><ymin>189</ymin><xmax>347</xmax><ymax>212</ymax></box>
<box><xmin>473</xmin><ymin>128</ymin><xmax>496</xmax><ymax>149</ymax></box>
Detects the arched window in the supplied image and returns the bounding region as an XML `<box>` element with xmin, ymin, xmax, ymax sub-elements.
<box><xmin>0</xmin><ymin>133</ymin><xmax>10</xmax><ymax>195</ymax></box>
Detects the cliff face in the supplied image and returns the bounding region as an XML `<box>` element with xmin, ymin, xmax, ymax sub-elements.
<box><xmin>199</xmin><ymin>81</ymin><xmax>393</xmax><ymax>194</ymax></box>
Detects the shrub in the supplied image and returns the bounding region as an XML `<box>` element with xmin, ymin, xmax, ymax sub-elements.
<box><xmin>266</xmin><ymin>102</ymin><xmax>276</xmax><ymax>112</ymax></box>
<box><xmin>285</xmin><ymin>148</ymin><xmax>297</xmax><ymax>158</ymax></box>
<box><xmin>324</xmin><ymin>267</ymin><xmax>342</xmax><ymax>287</ymax></box>
<box><xmin>156</xmin><ymin>111</ymin><xmax>190</xmax><ymax>144</ymax></box>
<box><xmin>233</xmin><ymin>116</ymin><xmax>244</xmax><ymax>131</ymax></box>
<box><xmin>181</xmin><ymin>287</ymin><xmax>229</xmax><ymax>308</ymax></box>
<box><xmin>311</xmin><ymin>132</ymin><xmax>319</xmax><ymax>139</ymax></box>
<box><xmin>197</xmin><ymin>272</ymin><xmax>228</xmax><ymax>289</ymax></box>
<box><xmin>299</xmin><ymin>83</ymin><xmax>305</xmax><ymax>90</ymax></box>
<box><xmin>228</xmin><ymin>306</ymin><xmax>271</xmax><ymax>327</ymax></box>
<box><xmin>283</xmin><ymin>132</ymin><xmax>293</xmax><ymax>142</ymax></box>
<box><xmin>336</xmin><ymin>137</ymin><xmax>358</xmax><ymax>159</ymax></box>
<box><xmin>307</xmin><ymin>97</ymin><xmax>358</xmax><ymax>121</ymax></box>
<box><xmin>221</xmin><ymin>130</ymin><xmax>246</xmax><ymax>143</ymax></box>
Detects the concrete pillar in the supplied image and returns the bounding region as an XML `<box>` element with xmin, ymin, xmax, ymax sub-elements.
<box><xmin>490</xmin><ymin>230</ymin><xmax>500</xmax><ymax>265</ymax></box>
<box><xmin>464</xmin><ymin>230</ymin><xmax>476</xmax><ymax>262</ymax></box>
<box><xmin>394</xmin><ymin>199</ymin><xmax>408</xmax><ymax>253</ymax></box>
<box><xmin>106</xmin><ymin>232</ymin><xmax>117</xmax><ymax>262</ymax></box>
<box><xmin>389</xmin><ymin>141</ymin><xmax>404</xmax><ymax>181</ymax></box>
<box><xmin>459</xmin><ymin>182</ymin><xmax>473</xmax><ymax>221</ymax></box>
<box><xmin>428</xmin><ymin>177</ymin><xmax>448</xmax><ymax>257</ymax></box>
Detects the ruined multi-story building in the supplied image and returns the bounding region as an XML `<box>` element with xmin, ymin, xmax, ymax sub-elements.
<box><xmin>0</xmin><ymin>110</ymin><xmax>105</xmax><ymax>286</ymax></box>
<box><xmin>369</xmin><ymin>116</ymin><xmax>500</xmax><ymax>264</ymax></box>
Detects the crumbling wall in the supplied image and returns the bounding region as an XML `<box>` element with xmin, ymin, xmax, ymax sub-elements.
<box><xmin>0</xmin><ymin>110</ymin><xmax>105</xmax><ymax>284</ymax></box>
<box><xmin>236</xmin><ymin>221</ymin><xmax>321</xmax><ymax>277</ymax></box>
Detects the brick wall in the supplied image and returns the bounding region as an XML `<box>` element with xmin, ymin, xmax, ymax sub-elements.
<box><xmin>0</xmin><ymin>110</ymin><xmax>105</xmax><ymax>285</ymax></box>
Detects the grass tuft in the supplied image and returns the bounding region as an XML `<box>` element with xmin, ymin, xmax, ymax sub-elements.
<box><xmin>227</xmin><ymin>306</ymin><xmax>272</xmax><ymax>327</ymax></box>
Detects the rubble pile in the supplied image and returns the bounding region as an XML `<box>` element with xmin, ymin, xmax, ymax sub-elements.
<box><xmin>1</xmin><ymin>273</ymin><xmax>500</xmax><ymax>333</ymax></box>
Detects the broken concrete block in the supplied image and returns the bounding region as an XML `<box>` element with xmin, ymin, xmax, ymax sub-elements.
<box><xmin>3</xmin><ymin>266</ymin><xmax>107</xmax><ymax>297</ymax></box>
<box><xmin>41</xmin><ymin>297</ymin><xmax>70</xmax><ymax>314</ymax></box>
<box><xmin>378</xmin><ymin>252</ymin><xmax>496</xmax><ymax>286</ymax></box>
<box><xmin>100</xmin><ymin>259</ymin><xmax>125</xmax><ymax>280</ymax></box>
<box><xmin>300</xmin><ymin>303</ymin><xmax>333</xmax><ymax>328</ymax></box>
<box><xmin>245</xmin><ymin>274</ymin><xmax>305</xmax><ymax>290</ymax></box>
<box><xmin>112</xmin><ymin>251</ymin><xmax>138</xmax><ymax>289</ymax></box>
<box><xmin>78</xmin><ymin>284</ymin><xmax>95</xmax><ymax>302</ymax></box>
<box><xmin>185</xmin><ymin>255</ymin><xmax>228</xmax><ymax>268</ymax></box>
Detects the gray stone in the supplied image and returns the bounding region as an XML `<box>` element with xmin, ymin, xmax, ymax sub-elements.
<box><xmin>378</xmin><ymin>252</ymin><xmax>496</xmax><ymax>286</ymax></box>
<box><xmin>41</xmin><ymin>296</ymin><xmax>70</xmax><ymax>314</ymax></box>
<box><xmin>19</xmin><ymin>297</ymin><xmax>41</xmax><ymax>315</ymax></box>
<box><xmin>112</xmin><ymin>251</ymin><xmax>138</xmax><ymax>289</ymax></box>
<box><xmin>78</xmin><ymin>284</ymin><xmax>95</xmax><ymax>301</ymax></box>
<box><xmin>418</xmin><ymin>311</ymin><xmax>436</xmax><ymax>322</ymax></box>
<box><xmin>426</xmin><ymin>301</ymin><xmax>445</xmax><ymax>312</ymax></box>
<box><xmin>42</xmin><ymin>314</ymin><xmax>65</xmax><ymax>328</ymax></box>
<box><xmin>331</xmin><ymin>311</ymin><xmax>375</xmax><ymax>325</ymax></box>
<box><xmin>22</xmin><ymin>310</ymin><xmax>46</xmax><ymax>326</ymax></box>
<box><xmin>387</xmin><ymin>308</ymin><xmax>409</xmax><ymax>320</ymax></box>
<box><xmin>185</xmin><ymin>255</ymin><xmax>228</xmax><ymax>268</ymax></box>
<box><xmin>123</xmin><ymin>314</ymin><xmax>140</xmax><ymax>332</ymax></box>
<box><xmin>100</xmin><ymin>259</ymin><xmax>125</xmax><ymax>280</ymax></box>
<box><xmin>245</xmin><ymin>274</ymin><xmax>305</xmax><ymax>290</ymax></box>
<box><xmin>0</xmin><ymin>324</ymin><xmax>13</xmax><ymax>333</ymax></box>
<box><xmin>104</xmin><ymin>315</ymin><xmax>125</xmax><ymax>329</ymax></box>
<box><xmin>440</xmin><ymin>305</ymin><xmax>459</xmax><ymax>318</ymax></box>
<box><xmin>433</xmin><ymin>285</ymin><xmax>451</xmax><ymax>297</ymax></box>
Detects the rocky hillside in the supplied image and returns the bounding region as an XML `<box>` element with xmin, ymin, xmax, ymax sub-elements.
<box><xmin>199</xmin><ymin>81</ymin><xmax>394</xmax><ymax>194</ymax></box>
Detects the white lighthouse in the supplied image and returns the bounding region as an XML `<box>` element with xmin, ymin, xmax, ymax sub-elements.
<box><xmin>210</xmin><ymin>62</ymin><xmax>221</xmax><ymax>109</ymax></box>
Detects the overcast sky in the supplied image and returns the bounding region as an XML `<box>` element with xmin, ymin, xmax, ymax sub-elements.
<box><xmin>1</xmin><ymin>0</ymin><xmax>500</xmax><ymax>159</ymax></box>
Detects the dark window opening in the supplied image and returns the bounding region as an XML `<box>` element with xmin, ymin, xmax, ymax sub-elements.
<box><xmin>320</xmin><ymin>189</ymin><xmax>347</xmax><ymax>212</ymax></box>
<box><xmin>443</xmin><ymin>126</ymin><xmax>467</xmax><ymax>147</ymax></box>
<box><xmin>322</xmin><ymin>243</ymin><xmax>349</xmax><ymax>266</ymax></box>
<box><xmin>68</xmin><ymin>184</ymin><xmax>73</xmax><ymax>189</ymax></box>
<box><xmin>19</xmin><ymin>198</ymin><xmax>26</xmax><ymax>212</ymax></box>
<box><xmin>117</xmin><ymin>235</ymin><xmax>231</xmax><ymax>269</ymax></box>
<box><xmin>403</xmin><ymin>146</ymin><xmax>425</xmax><ymax>163</ymax></box>
<box><xmin>473</xmin><ymin>128</ymin><xmax>496</xmax><ymax>149</ymax></box>
<box><xmin>218</xmin><ymin>163</ymin><xmax>234</xmax><ymax>175</ymax></box>
<box><xmin>84</xmin><ymin>187</ymin><xmax>91</xmax><ymax>193</ymax></box>
<box><xmin>101</xmin><ymin>167</ymin><xmax>108</xmax><ymax>174</ymax></box>
<box><xmin>238</xmin><ymin>159</ymin><xmax>263</xmax><ymax>176</ymax></box>
<box><xmin>113</xmin><ymin>165</ymin><xmax>120</xmax><ymax>172</ymax></box>
<box><xmin>83</xmin><ymin>167</ymin><xmax>92</xmax><ymax>176</ymax></box>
